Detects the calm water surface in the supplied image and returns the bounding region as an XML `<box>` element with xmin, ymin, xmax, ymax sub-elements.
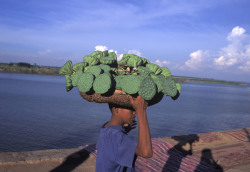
<box><xmin>0</xmin><ymin>73</ymin><xmax>250</xmax><ymax>152</ymax></box>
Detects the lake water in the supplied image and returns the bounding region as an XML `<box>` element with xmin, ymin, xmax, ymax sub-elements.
<box><xmin>0</xmin><ymin>73</ymin><xmax>250</xmax><ymax>152</ymax></box>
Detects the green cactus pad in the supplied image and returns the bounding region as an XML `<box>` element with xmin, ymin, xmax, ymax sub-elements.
<box><xmin>176</xmin><ymin>83</ymin><xmax>181</xmax><ymax>93</ymax></box>
<box><xmin>126</xmin><ymin>55</ymin><xmax>143</xmax><ymax>67</ymax></box>
<box><xmin>83</xmin><ymin>55</ymin><xmax>100</xmax><ymax>66</ymax></box>
<box><xmin>150</xmin><ymin>73</ymin><xmax>158</xmax><ymax>79</ymax></box>
<box><xmin>146</xmin><ymin>63</ymin><xmax>162</xmax><ymax>75</ymax></box>
<box><xmin>141</xmin><ymin>57</ymin><xmax>150</xmax><ymax>66</ymax></box>
<box><xmin>73</xmin><ymin>62</ymin><xmax>88</xmax><ymax>72</ymax></box>
<box><xmin>99</xmin><ymin>64</ymin><xmax>111</xmax><ymax>73</ymax></box>
<box><xmin>114</xmin><ymin>75</ymin><xmax>125</xmax><ymax>90</ymax></box>
<box><xmin>153</xmin><ymin>77</ymin><xmax>163</xmax><ymax>93</ymax></box>
<box><xmin>91</xmin><ymin>51</ymin><xmax>103</xmax><ymax>59</ymax></box>
<box><xmin>118</xmin><ymin>54</ymin><xmax>129</xmax><ymax>66</ymax></box>
<box><xmin>108</xmin><ymin>52</ymin><xmax>117</xmax><ymax>60</ymax></box>
<box><xmin>161</xmin><ymin>77</ymin><xmax>177</xmax><ymax>97</ymax></box>
<box><xmin>71</xmin><ymin>70</ymin><xmax>83</xmax><ymax>86</ymax></box>
<box><xmin>85</xmin><ymin>65</ymin><xmax>103</xmax><ymax>77</ymax></box>
<box><xmin>65</xmin><ymin>74</ymin><xmax>73</xmax><ymax>92</ymax></box>
<box><xmin>100</xmin><ymin>56</ymin><xmax>116</xmax><ymax>65</ymax></box>
<box><xmin>59</xmin><ymin>60</ymin><xmax>73</xmax><ymax>75</ymax></box>
<box><xmin>137</xmin><ymin>66</ymin><xmax>153</xmax><ymax>75</ymax></box>
<box><xmin>93</xmin><ymin>73</ymin><xmax>112</xmax><ymax>94</ymax></box>
<box><xmin>77</xmin><ymin>73</ymin><xmax>94</xmax><ymax>93</ymax></box>
<box><xmin>120</xmin><ymin>75</ymin><xmax>141</xmax><ymax>94</ymax></box>
<box><xmin>138</xmin><ymin>73</ymin><xmax>150</xmax><ymax>81</ymax></box>
<box><xmin>161</xmin><ymin>66</ymin><xmax>171</xmax><ymax>77</ymax></box>
<box><xmin>138</xmin><ymin>77</ymin><xmax>157</xmax><ymax>101</ymax></box>
<box><xmin>102</xmin><ymin>50</ymin><xmax>109</xmax><ymax>57</ymax></box>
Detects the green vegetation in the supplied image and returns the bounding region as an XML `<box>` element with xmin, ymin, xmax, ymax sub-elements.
<box><xmin>146</xmin><ymin>63</ymin><xmax>162</xmax><ymax>75</ymax></box>
<box><xmin>83</xmin><ymin>55</ymin><xmax>99</xmax><ymax>66</ymax></box>
<box><xmin>161</xmin><ymin>77</ymin><xmax>178</xmax><ymax>97</ymax></box>
<box><xmin>77</xmin><ymin>73</ymin><xmax>94</xmax><ymax>93</ymax></box>
<box><xmin>126</xmin><ymin>54</ymin><xmax>143</xmax><ymax>67</ymax></box>
<box><xmin>0</xmin><ymin>63</ymin><xmax>60</xmax><ymax>75</ymax></box>
<box><xmin>137</xmin><ymin>66</ymin><xmax>153</xmax><ymax>75</ymax></box>
<box><xmin>152</xmin><ymin>77</ymin><xmax>163</xmax><ymax>93</ymax></box>
<box><xmin>117</xmin><ymin>56</ymin><xmax>128</xmax><ymax>66</ymax></box>
<box><xmin>16</xmin><ymin>62</ymin><xmax>31</xmax><ymax>68</ymax></box>
<box><xmin>73</xmin><ymin>62</ymin><xmax>87</xmax><ymax>72</ymax></box>
<box><xmin>72</xmin><ymin>70</ymin><xmax>83</xmax><ymax>86</ymax></box>
<box><xmin>65</xmin><ymin>74</ymin><xmax>73</xmax><ymax>92</ymax></box>
<box><xmin>161</xmin><ymin>66</ymin><xmax>171</xmax><ymax>77</ymax></box>
<box><xmin>176</xmin><ymin>83</ymin><xmax>181</xmax><ymax>93</ymax></box>
<box><xmin>58</xmin><ymin>50</ymin><xmax>182</xmax><ymax>104</ymax></box>
<box><xmin>114</xmin><ymin>75</ymin><xmax>125</xmax><ymax>90</ymax></box>
<box><xmin>93</xmin><ymin>73</ymin><xmax>112</xmax><ymax>94</ymax></box>
<box><xmin>138</xmin><ymin>77</ymin><xmax>157</xmax><ymax>100</ymax></box>
<box><xmin>120</xmin><ymin>75</ymin><xmax>141</xmax><ymax>94</ymax></box>
<box><xmin>99</xmin><ymin>64</ymin><xmax>111</xmax><ymax>73</ymax></box>
<box><xmin>99</xmin><ymin>52</ymin><xmax>117</xmax><ymax>65</ymax></box>
<box><xmin>172</xmin><ymin>76</ymin><xmax>247</xmax><ymax>86</ymax></box>
<box><xmin>59</xmin><ymin>60</ymin><xmax>73</xmax><ymax>75</ymax></box>
<box><xmin>100</xmin><ymin>56</ymin><xmax>116</xmax><ymax>65</ymax></box>
<box><xmin>85</xmin><ymin>65</ymin><xmax>103</xmax><ymax>77</ymax></box>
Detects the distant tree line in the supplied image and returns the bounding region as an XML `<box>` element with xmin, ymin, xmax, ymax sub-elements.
<box><xmin>17</xmin><ymin>62</ymin><xmax>31</xmax><ymax>67</ymax></box>
<box><xmin>9</xmin><ymin>62</ymin><xmax>32</xmax><ymax>68</ymax></box>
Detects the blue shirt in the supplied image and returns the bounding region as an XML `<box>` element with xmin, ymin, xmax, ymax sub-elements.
<box><xmin>96</xmin><ymin>125</ymin><xmax>137</xmax><ymax>172</ymax></box>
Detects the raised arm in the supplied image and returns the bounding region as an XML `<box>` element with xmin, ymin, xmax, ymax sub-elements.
<box><xmin>129</xmin><ymin>95</ymin><xmax>153</xmax><ymax>158</ymax></box>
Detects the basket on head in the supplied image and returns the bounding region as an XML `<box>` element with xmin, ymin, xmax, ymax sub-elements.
<box><xmin>79</xmin><ymin>89</ymin><xmax>164</xmax><ymax>108</ymax></box>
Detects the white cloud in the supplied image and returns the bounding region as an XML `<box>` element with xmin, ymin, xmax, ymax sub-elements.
<box><xmin>155</xmin><ymin>59</ymin><xmax>170</xmax><ymax>67</ymax></box>
<box><xmin>127</xmin><ymin>49</ymin><xmax>142</xmax><ymax>56</ymax></box>
<box><xmin>239</xmin><ymin>61</ymin><xmax>250</xmax><ymax>72</ymax></box>
<box><xmin>184</xmin><ymin>50</ymin><xmax>208</xmax><ymax>70</ymax></box>
<box><xmin>95</xmin><ymin>45</ymin><xmax>108</xmax><ymax>51</ymax></box>
<box><xmin>38</xmin><ymin>49</ymin><xmax>52</xmax><ymax>56</ymax></box>
<box><xmin>214</xmin><ymin>56</ymin><xmax>237</xmax><ymax>66</ymax></box>
<box><xmin>227</xmin><ymin>26</ymin><xmax>246</xmax><ymax>40</ymax></box>
<box><xmin>181</xmin><ymin>26</ymin><xmax>250</xmax><ymax>74</ymax></box>
<box><xmin>214</xmin><ymin>26</ymin><xmax>250</xmax><ymax>69</ymax></box>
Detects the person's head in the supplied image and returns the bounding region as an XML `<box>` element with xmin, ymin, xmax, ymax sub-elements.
<box><xmin>108</xmin><ymin>103</ymin><xmax>135</xmax><ymax>125</ymax></box>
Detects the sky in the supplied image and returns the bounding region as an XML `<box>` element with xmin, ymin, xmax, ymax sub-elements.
<box><xmin>1</xmin><ymin>0</ymin><xmax>250</xmax><ymax>82</ymax></box>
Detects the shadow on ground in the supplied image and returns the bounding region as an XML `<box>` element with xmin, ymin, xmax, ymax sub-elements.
<box><xmin>243</xmin><ymin>128</ymin><xmax>250</xmax><ymax>142</ymax></box>
<box><xmin>50</xmin><ymin>149</ymin><xmax>90</xmax><ymax>172</ymax></box>
<box><xmin>194</xmin><ymin>148</ymin><xmax>223</xmax><ymax>172</ymax></box>
<box><xmin>162</xmin><ymin>134</ymin><xmax>199</xmax><ymax>172</ymax></box>
<box><xmin>162</xmin><ymin>134</ymin><xmax>223</xmax><ymax>172</ymax></box>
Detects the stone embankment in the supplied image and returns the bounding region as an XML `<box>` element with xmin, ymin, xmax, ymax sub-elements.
<box><xmin>0</xmin><ymin>128</ymin><xmax>250</xmax><ymax>172</ymax></box>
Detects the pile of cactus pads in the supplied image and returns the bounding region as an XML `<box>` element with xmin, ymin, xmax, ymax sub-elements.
<box><xmin>59</xmin><ymin>50</ymin><xmax>181</xmax><ymax>107</ymax></box>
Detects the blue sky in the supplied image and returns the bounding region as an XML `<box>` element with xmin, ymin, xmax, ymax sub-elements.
<box><xmin>1</xmin><ymin>0</ymin><xmax>250</xmax><ymax>82</ymax></box>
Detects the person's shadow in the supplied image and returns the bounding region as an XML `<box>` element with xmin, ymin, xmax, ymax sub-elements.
<box><xmin>162</xmin><ymin>134</ymin><xmax>199</xmax><ymax>172</ymax></box>
<box><xmin>50</xmin><ymin>149</ymin><xmax>91</xmax><ymax>172</ymax></box>
<box><xmin>243</xmin><ymin>128</ymin><xmax>250</xmax><ymax>142</ymax></box>
<box><xmin>194</xmin><ymin>149</ymin><xmax>223</xmax><ymax>172</ymax></box>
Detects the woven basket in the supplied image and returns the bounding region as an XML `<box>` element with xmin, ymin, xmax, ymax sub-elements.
<box><xmin>79</xmin><ymin>90</ymin><xmax>164</xmax><ymax>108</ymax></box>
